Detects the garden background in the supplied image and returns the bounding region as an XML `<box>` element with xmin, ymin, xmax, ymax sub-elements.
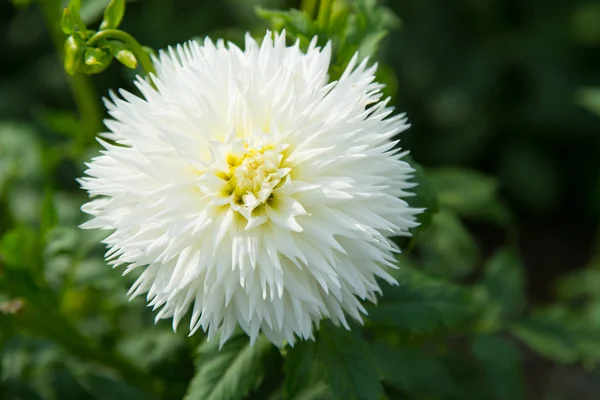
<box><xmin>2</xmin><ymin>0</ymin><xmax>600</xmax><ymax>399</ymax></box>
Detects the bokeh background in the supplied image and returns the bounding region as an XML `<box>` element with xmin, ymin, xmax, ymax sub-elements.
<box><xmin>1</xmin><ymin>0</ymin><xmax>600</xmax><ymax>399</ymax></box>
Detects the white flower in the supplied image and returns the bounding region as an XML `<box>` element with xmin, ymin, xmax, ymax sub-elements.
<box><xmin>79</xmin><ymin>30</ymin><xmax>420</xmax><ymax>347</ymax></box>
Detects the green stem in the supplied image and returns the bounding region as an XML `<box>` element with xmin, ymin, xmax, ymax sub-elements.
<box><xmin>39</xmin><ymin>0</ymin><xmax>102</xmax><ymax>149</ymax></box>
<box><xmin>87</xmin><ymin>29</ymin><xmax>156</xmax><ymax>76</ymax></box>
<box><xmin>301</xmin><ymin>0</ymin><xmax>318</xmax><ymax>18</ymax></box>
<box><xmin>317</xmin><ymin>0</ymin><xmax>333</xmax><ymax>31</ymax></box>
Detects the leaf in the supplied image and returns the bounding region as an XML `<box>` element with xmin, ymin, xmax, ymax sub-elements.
<box><xmin>100</xmin><ymin>0</ymin><xmax>125</xmax><ymax>30</ymax></box>
<box><xmin>0</xmin><ymin>227</ymin><xmax>39</xmax><ymax>270</ymax></box>
<box><xmin>373</xmin><ymin>341</ymin><xmax>458</xmax><ymax>397</ymax></box>
<box><xmin>77</xmin><ymin>371</ymin><xmax>153</xmax><ymax>400</ymax></box>
<box><xmin>290</xmin><ymin>382</ymin><xmax>331</xmax><ymax>400</ymax></box>
<box><xmin>471</xmin><ymin>335</ymin><xmax>525</xmax><ymax>400</ymax></box>
<box><xmin>0</xmin><ymin>122</ymin><xmax>42</xmax><ymax>196</ymax></box>
<box><xmin>67</xmin><ymin>0</ymin><xmax>87</xmax><ymax>32</ymax></box>
<box><xmin>427</xmin><ymin>168</ymin><xmax>513</xmax><ymax>227</ymax></box>
<box><xmin>404</xmin><ymin>155</ymin><xmax>439</xmax><ymax>241</ymax></box>
<box><xmin>511</xmin><ymin>308</ymin><xmax>600</xmax><ymax>364</ymax></box>
<box><xmin>366</xmin><ymin>260</ymin><xmax>477</xmax><ymax>333</ymax></box>
<box><xmin>79</xmin><ymin>0</ymin><xmax>111</xmax><ymax>25</ymax></box>
<box><xmin>482</xmin><ymin>248</ymin><xmax>525</xmax><ymax>319</ymax></box>
<box><xmin>417</xmin><ymin>209</ymin><xmax>479</xmax><ymax>279</ymax></box>
<box><xmin>316</xmin><ymin>324</ymin><xmax>382</xmax><ymax>400</ymax></box>
<box><xmin>283</xmin><ymin>340</ymin><xmax>318</xmax><ymax>399</ymax></box>
<box><xmin>184</xmin><ymin>333</ymin><xmax>275</xmax><ymax>400</ymax></box>
<box><xmin>577</xmin><ymin>87</ymin><xmax>600</xmax><ymax>116</ymax></box>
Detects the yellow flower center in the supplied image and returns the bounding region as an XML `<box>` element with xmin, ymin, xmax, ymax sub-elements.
<box><xmin>218</xmin><ymin>143</ymin><xmax>290</xmax><ymax>220</ymax></box>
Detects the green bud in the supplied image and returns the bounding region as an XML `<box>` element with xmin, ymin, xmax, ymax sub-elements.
<box><xmin>115</xmin><ymin>49</ymin><xmax>137</xmax><ymax>69</ymax></box>
<box><xmin>99</xmin><ymin>0</ymin><xmax>126</xmax><ymax>30</ymax></box>
<box><xmin>67</xmin><ymin>0</ymin><xmax>87</xmax><ymax>33</ymax></box>
<box><xmin>60</xmin><ymin>7</ymin><xmax>74</xmax><ymax>35</ymax></box>
<box><xmin>83</xmin><ymin>47</ymin><xmax>113</xmax><ymax>74</ymax></box>
<box><xmin>63</xmin><ymin>35</ymin><xmax>86</xmax><ymax>75</ymax></box>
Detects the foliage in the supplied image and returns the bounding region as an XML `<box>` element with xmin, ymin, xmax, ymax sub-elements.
<box><xmin>2</xmin><ymin>0</ymin><xmax>600</xmax><ymax>399</ymax></box>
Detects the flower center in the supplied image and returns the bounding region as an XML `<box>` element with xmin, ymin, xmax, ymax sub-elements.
<box><xmin>219</xmin><ymin>143</ymin><xmax>290</xmax><ymax>220</ymax></box>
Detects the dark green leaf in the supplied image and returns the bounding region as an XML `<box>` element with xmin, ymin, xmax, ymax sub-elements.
<box><xmin>316</xmin><ymin>324</ymin><xmax>382</xmax><ymax>400</ymax></box>
<box><xmin>577</xmin><ymin>87</ymin><xmax>600</xmax><ymax>116</ymax></box>
<box><xmin>366</xmin><ymin>259</ymin><xmax>477</xmax><ymax>332</ymax></box>
<box><xmin>290</xmin><ymin>382</ymin><xmax>331</xmax><ymax>400</ymax></box>
<box><xmin>427</xmin><ymin>168</ymin><xmax>513</xmax><ymax>227</ymax></box>
<box><xmin>283</xmin><ymin>340</ymin><xmax>318</xmax><ymax>399</ymax></box>
<box><xmin>404</xmin><ymin>155</ymin><xmax>439</xmax><ymax>242</ymax></box>
<box><xmin>482</xmin><ymin>248</ymin><xmax>525</xmax><ymax>318</ymax></box>
<box><xmin>77</xmin><ymin>372</ymin><xmax>154</xmax><ymax>400</ymax></box>
<box><xmin>373</xmin><ymin>341</ymin><xmax>458</xmax><ymax>397</ymax></box>
<box><xmin>417</xmin><ymin>209</ymin><xmax>479</xmax><ymax>279</ymax></box>
<box><xmin>511</xmin><ymin>308</ymin><xmax>600</xmax><ymax>364</ymax></box>
<box><xmin>471</xmin><ymin>335</ymin><xmax>525</xmax><ymax>400</ymax></box>
<box><xmin>428</xmin><ymin>168</ymin><xmax>497</xmax><ymax>209</ymax></box>
<box><xmin>184</xmin><ymin>333</ymin><xmax>275</xmax><ymax>400</ymax></box>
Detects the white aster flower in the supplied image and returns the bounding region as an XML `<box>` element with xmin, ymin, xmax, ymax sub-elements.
<box><xmin>79</xmin><ymin>30</ymin><xmax>420</xmax><ymax>347</ymax></box>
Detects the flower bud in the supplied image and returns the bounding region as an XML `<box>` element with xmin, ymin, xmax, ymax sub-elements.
<box><xmin>63</xmin><ymin>35</ymin><xmax>86</xmax><ymax>75</ymax></box>
<box><xmin>60</xmin><ymin>7</ymin><xmax>74</xmax><ymax>35</ymax></box>
<box><xmin>83</xmin><ymin>47</ymin><xmax>113</xmax><ymax>74</ymax></box>
<box><xmin>115</xmin><ymin>49</ymin><xmax>137</xmax><ymax>69</ymax></box>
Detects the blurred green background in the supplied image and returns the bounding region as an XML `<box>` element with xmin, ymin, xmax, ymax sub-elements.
<box><xmin>2</xmin><ymin>0</ymin><xmax>600</xmax><ymax>399</ymax></box>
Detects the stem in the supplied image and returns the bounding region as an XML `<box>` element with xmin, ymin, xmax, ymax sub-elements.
<box><xmin>317</xmin><ymin>0</ymin><xmax>333</xmax><ymax>31</ymax></box>
<box><xmin>39</xmin><ymin>0</ymin><xmax>103</xmax><ymax>149</ymax></box>
<box><xmin>300</xmin><ymin>0</ymin><xmax>318</xmax><ymax>18</ymax></box>
<box><xmin>87</xmin><ymin>29</ymin><xmax>156</xmax><ymax>76</ymax></box>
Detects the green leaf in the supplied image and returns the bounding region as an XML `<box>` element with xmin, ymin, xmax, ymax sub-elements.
<box><xmin>184</xmin><ymin>333</ymin><xmax>275</xmax><ymax>400</ymax></box>
<box><xmin>511</xmin><ymin>308</ymin><xmax>600</xmax><ymax>364</ymax></box>
<box><xmin>76</xmin><ymin>372</ymin><xmax>154</xmax><ymax>400</ymax></box>
<box><xmin>316</xmin><ymin>324</ymin><xmax>382</xmax><ymax>400</ymax></box>
<box><xmin>428</xmin><ymin>168</ymin><xmax>497</xmax><ymax>210</ymax></box>
<box><xmin>0</xmin><ymin>227</ymin><xmax>39</xmax><ymax>269</ymax></box>
<box><xmin>67</xmin><ymin>0</ymin><xmax>87</xmax><ymax>33</ymax></box>
<box><xmin>471</xmin><ymin>335</ymin><xmax>525</xmax><ymax>400</ymax></box>
<box><xmin>427</xmin><ymin>168</ymin><xmax>513</xmax><ymax>227</ymax></box>
<box><xmin>404</xmin><ymin>155</ymin><xmax>439</xmax><ymax>243</ymax></box>
<box><xmin>373</xmin><ymin>341</ymin><xmax>458</xmax><ymax>397</ymax></box>
<box><xmin>482</xmin><ymin>248</ymin><xmax>525</xmax><ymax>319</ymax></box>
<box><xmin>417</xmin><ymin>209</ymin><xmax>479</xmax><ymax>279</ymax></box>
<box><xmin>100</xmin><ymin>0</ymin><xmax>125</xmax><ymax>30</ymax></box>
<box><xmin>366</xmin><ymin>260</ymin><xmax>477</xmax><ymax>332</ymax></box>
<box><xmin>577</xmin><ymin>87</ymin><xmax>600</xmax><ymax>116</ymax></box>
<box><xmin>290</xmin><ymin>382</ymin><xmax>331</xmax><ymax>400</ymax></box>
<box><xmin>283</xmin><ymin>340</ymin><xmax>319</xmax><ymax>399</ymax></box>
<box><xmin>0</xmin><ymin>123</ymin><xmax>42</xmax><ymax>197</ymax></box>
